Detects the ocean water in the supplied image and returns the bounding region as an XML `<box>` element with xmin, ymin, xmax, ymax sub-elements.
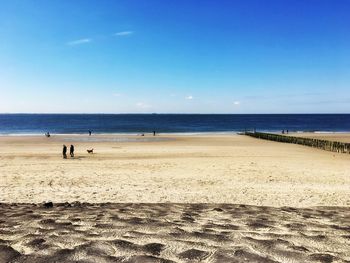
<box><xmin>0</xmin><ymin>114</ymin><xmax>350</xmax><ymax>135</ymax></box>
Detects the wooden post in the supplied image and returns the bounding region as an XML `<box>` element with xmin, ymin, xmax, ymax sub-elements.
<box><xmin>244</xmin><ymin>132</ymin><xmax>349</xmax><ymax>154</ymax></box>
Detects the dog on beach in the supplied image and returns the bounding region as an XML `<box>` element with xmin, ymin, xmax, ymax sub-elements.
<box><xmin>87</xmin><ymin>149</ymin><xmax>94</xmax><ymax>154</ymax></box>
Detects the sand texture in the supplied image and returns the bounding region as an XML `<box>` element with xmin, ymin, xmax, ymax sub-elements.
<box><xmin>1</xmin><ymin>134</ymin><xmax>350</xmax><ymax>262</ymax></box>
<box><xmin>0</xmin><ymin>203</ymin><xmax>349</xmax><ymax>263</ymax></box>
<box><xmin>0</xmin><ymin>135</ymin><xmax>349</xmax><ymax>207</ymax></box>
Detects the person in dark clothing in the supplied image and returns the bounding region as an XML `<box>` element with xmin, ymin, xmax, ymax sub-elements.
<box><xmin>63</xmin><ymin>145</ymin><xmax>67</xmax><ymax>159</ymax></box>
<box><xmin>89</xmin><ymin>130</ymin><xmax>92</xmax><ymax>136</ymax></box>
<box><xmin>70</xmin><ymin>145</ymin><xmax>74</xmax><ymax>157</ymax></box>
<box><xmin>153</xmin><ymin>130</ymin><xmax>156</xmax><ymax>136</ymax></box>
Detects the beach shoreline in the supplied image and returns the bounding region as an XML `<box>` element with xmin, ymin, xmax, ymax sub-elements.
<box><xmin>1</xmin><ymin>134</ymin><xmax>350</xmax><ymax>261</ymax></box>
<box><xmin>2</xmin><ymin>130</ymin><xmax>350</xmax><ymax>136</ymax></box>
<box><xmin>1</xmin><ymin>134</ymin><xmax>349</xmax><ymax>207</ymax></box>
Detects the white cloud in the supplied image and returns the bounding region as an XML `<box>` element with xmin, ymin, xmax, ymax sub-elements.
<box><xmin>185</xmin><ymin>95</ymin><xmax>193</xmax><ymax>100</ymax></box>
<box><xmin>233</xmin><ymin>101</ymin><xmax>240</xmax><ymax>105</ymax></box>
<box><xmin>113</xmin><ymin>93</ymin><xmax>121</xmax><ymax>97</ymax></box>
<box><xmin>67</xmin><ymin>38</ymin><xmax>92</xmax><ymax>45</ymax></box>
<box><xmin>136</xmin><ymin>102</ymin><xmax>151</xmax><ymax>109</ymax></box>
<box><xmin>114</xmin><ymin>31</ymin><xmax>134</xmax><ymax>36</ymax></box>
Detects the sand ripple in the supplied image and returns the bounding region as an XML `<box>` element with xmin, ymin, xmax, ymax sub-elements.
<box><xmin>0</xmin><ymin>203</ymin><xmax>349</xmax><ymax>262</ymax></box>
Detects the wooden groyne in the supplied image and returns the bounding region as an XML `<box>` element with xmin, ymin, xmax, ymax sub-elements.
<box><xmin>244</xmin><ymin>132</ymin><xmax>350</xmax><ymax>154</ymax></box>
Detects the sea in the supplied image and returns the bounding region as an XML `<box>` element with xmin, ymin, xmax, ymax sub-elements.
<box><xmin>0</xmin><ymin>114</ymin><xmax>350</xmax><ymax>135</ymax></box>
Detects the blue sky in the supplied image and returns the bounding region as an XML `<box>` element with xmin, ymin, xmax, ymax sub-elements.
<box><xmin>0</xmin><ymin>0</ymin><xmax>349</xmax><ymax>113</ymax></box>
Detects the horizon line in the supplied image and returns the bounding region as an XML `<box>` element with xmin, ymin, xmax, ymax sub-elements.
<box><xmin>1</xmin><ymin>112</ymin><xmax>350</xmax><ymax>115</ymax></box>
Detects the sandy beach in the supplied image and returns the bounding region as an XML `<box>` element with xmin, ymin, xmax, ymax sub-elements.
<box><xmin>1</xmin><ymin>134</ymin><xmax>350</xmax><ymax>262</ymax></box>
<box><xmin>3</xmin><ymin>0</ymin><xmax>350</xmax><ymax>260</ymax></box>
<box><xmin>1</xmin><ymin>134</ymin><xmax>349</xmax><ymax>206</ymax></box>
<box><xmin>1</xmin><ymin>203</ymin><xmax>349</xmax><ymax>263</ymax></box>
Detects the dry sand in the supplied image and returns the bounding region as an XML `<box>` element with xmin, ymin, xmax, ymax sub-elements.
<box><xmin>0</xmin><ymin>134</ymin><xmax>350</xmax><ymax>262</ymax></box>
<box><xmin>0</xmin><ymin>203</ymin><xmax>349</xmax><ymax>263</ymax></box>
<box><xmin>0</xmin><ymin>134</ymin><xmax>349</xmax><ymax>206</ymax></box>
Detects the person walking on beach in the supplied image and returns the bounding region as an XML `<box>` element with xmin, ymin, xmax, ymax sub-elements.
<box><xmin>153</xmin><ymin>130</ymin><xmax>156</xmax><ymax>136</ymax></box>
<box><xmin>70</xmin><ymin>145</ymin><xmax>74</xmax><ymax>158</ymax></box>
<box><xmin>88</xmin><ymin>130</ymin><xmax>92</xmax><ymax>136</ymax></box>
<box><xmin>62</xmin><ymin>145</ymin><xmax>67</xmax><ymax>159</ymax></box>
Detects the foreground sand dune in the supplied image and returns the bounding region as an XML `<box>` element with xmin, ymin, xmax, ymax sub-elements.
<box><xmin>0</xmin><ymin>203</ymin><xmax>349</xmax><ymax>263</ymax></box>
<box><xmin>0</xmin><ymin>134</ymin><xmax>349</xmax><ymax>207</ymax></box>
